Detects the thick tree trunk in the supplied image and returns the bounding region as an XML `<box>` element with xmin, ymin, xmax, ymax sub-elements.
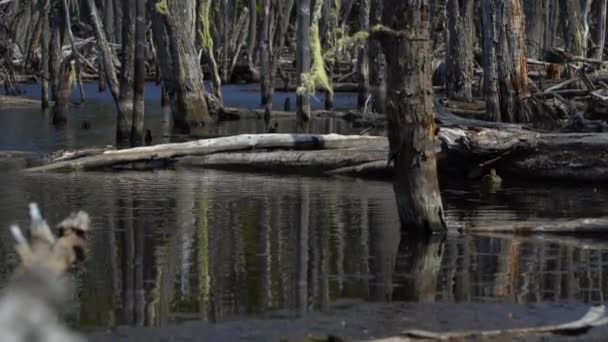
<box><xmin>52</xmin><ymin>59</ymin><xmax>73</xmax><ymax>125</ymax></box>
<box><xmin>482</xmin><ymin>0</ymin><xmax>530</xmax><ymax>123</ymax></box>
<box><xmin>377</xmin><ymin>0</ymin><xmax>446</xmax><ymax>234</ymax></box>
<box><xmin>559</xmin><ymin>0</ymin><xmax>583</xmax><ymax>56</ymax></box>
<box><xmin>357</xmin><ymin>0</ymin><xmax>370</xmax><ymax>110</ymax></box>
<box><xmin>117</xmin><ymin>0</ymin><xmax>135</xmax><ymax>144</ymax></box>
<box><xmin>590</xmin><ymin>0</ymin><xmax>607</xmax><ymax>59</ymax></box>
<box><xmin>523</xmin><ymin>0</ymin><xmax>545</xmax><ymax>59</ymax></box>
<box><xmin>544</xmin><ymin>0</ymin><xmax>559</xmax><ymax>50</ymax></box>
<box><xmin>131</xmin><ymin>0</ymin><xmax>146</xmax><ymax>145</ymax></box>
<box><xmin>296</xmin><ymin>0</ymin><xmax>311</xmax><ymax>122</ymax></box>
<box><xmin>369</xmin><ymin>0</ymin><xmax>386</xmax><ymax>114</ymax></box>
<box><xmin>445</xmin><ymin>0</ymin><xmax>474</xmax><ymax>102</ymax></box>
<box><xmin>161</xmin><ymin>0</ymin><xmax>213</xmax><ymax>131</ymax></box>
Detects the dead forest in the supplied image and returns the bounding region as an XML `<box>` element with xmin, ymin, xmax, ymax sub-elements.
<box><xmin>2</xmin><ymin>1</ymin><xmax>608</xmax><ymax>234</ymax></box>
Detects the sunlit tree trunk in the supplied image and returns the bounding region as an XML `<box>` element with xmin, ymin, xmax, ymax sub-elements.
<box><xmin>445</xmin><ymin>0</ymin><xmax>473</xmax><ymax>102</ymax></box>
<box><xmin>160</xmin><ymin>0</ymin><xmax>213</xmax><ymax>131</ymax></box>
<box><xmin>296</xmin><ymin>0</ymin><xmax>311</xmax><ymax>122</ymax></box>
<box><xmin>378</xmin><ymin>0</ymin><xmax>446</xmax><ymax>234</ymax></box>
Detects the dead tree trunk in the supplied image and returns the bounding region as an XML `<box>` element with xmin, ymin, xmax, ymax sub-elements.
<box><xmin>590</xmin><ymin>0</ymin><xmax>607</xmax><ymax>59</ymax></box>
<box><xmin>544</xmin><ymin>0</ymin><xmax>559</xmax><ymax>50</ymax></box>
<box><xmin>376</xmin><ymin>0</ymin><xmax>446</xmax><ymax>235</ymax></box>
<box><xmin>159</xmin><ymin>0</ymin><xmax>213</xmax><ymax>131</ymax></box>
<box><xmin>247</xmin><ymin>0</ymin><xmax>257</xmax><ymax>62</ymax></box>
<box><xmin>40</xmin><ymin>0</ymin><xmax>50</xmax><ymax>109</ymax></box>
<box><xmin>523</xmin><ymin>0</ymin><xmax>545</xmax><ymax>59</ymax></box>
<box><xmin>49</xmin><ymin>4</ymin><xmax>63</xmax><ymax>103</ymax></box>
<box><xmin>369</xmin><ymin>0</ymin><xmax>386</xmax><ymax>114</ymax></box>
<box><xmin>52</xmin><ymin>60</ymin><xmax>73</xmax><ymax>125</ymax></box>
<box><xmin>445</xmin><ymin>0</ymin><xmax>474</xmax><ymax>102</ymax></box>
<box><xmin>117</xmin><ymin>0</ymin><xmax>135</xmax><ymax>144</ymax></box>
<box><xmin>296</xmin><ymin>0</ymin><xmax>311</xmax><ymax>122</ymax></box>
<box><xmin>482</xmin><ymin>0</ymin><xmax>530</xmax><ymax>123</ymax></box>
<box><xmin>198</xmin><ymin>0</ymin><xmax>223</xmax><ymax>103</ymax></box>
<box><xmin>357</xmin><ymin>0</ymin><xmax>370</xmax><ymax>110</ymax></box>
<box><xmin>149</xmin><ymin>0</ymin><xmax>174</xmax><ymax>108</ymax></box>
<box><xmin>131</xmin><ymin>0</ymin><xmax>146</xmax><ymax>145</ymax></box>
<box><xmin>559</xmin><ymin>0</ymin><xmax>583</xmax><ymax>56</ymax></box>
<box><xmin>260</xmin><ymin>0</ymin><xmax>272</xmax><ymax>109</ymax></box>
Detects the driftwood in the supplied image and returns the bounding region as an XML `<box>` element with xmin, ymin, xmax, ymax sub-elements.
<box><xmin>401</xmin><ymin>305</ymin><xmax>608</xmax><ymax>340</ymax></box>
<box><xmin>462</xmin><ymin>218</ymin><xmax>608</xmax><ymax>234</ymax></box>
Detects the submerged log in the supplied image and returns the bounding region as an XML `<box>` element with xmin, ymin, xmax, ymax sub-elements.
<box><xmin>463</xmin><ymin>218</ymin><xmax>608</xmax><ymax>234</ymax></box>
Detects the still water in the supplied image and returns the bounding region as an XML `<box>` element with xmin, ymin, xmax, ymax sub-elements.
<box><xmin>1</xmin><ymin>84</ymin><xmax>608</xmax><ymax>340</ymax></box>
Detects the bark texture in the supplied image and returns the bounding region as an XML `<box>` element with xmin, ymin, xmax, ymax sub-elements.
<box><xmin>161</xmin><ymin>0</ymin><xmax>213</xmax><ymax>131</ymax></box>
<box><xmin>590</xmin><ymin>0</ymin><xmax>607</xmax><ymax>59</ymax></box>
<box><xmin>369</xmin><ymin>0</ymin><xmax>386</xmax><ymax>113</ymax></box>
<box><xmin>558</xmin><ymin>0</ymin><xmax>583</xmax><ymax>56</ymax></box>
<box><xmin>446</xmin><ymin>0</ymin><xmax>474</xmax><ymax>102</ymax></box>
<box><xmin>482</xmin><ymin>0</ymin><xmax>530</xmax><ymax>123</ymax></box>
<box><xmin>296</xmin><ymin>0</ymin><xmax>311</xmax><ymax>122</ymax></box>
<box><xmin>357</xmin><ymin>0</ymin><xmax>370</xmax><ymax>110</ymax></box>
<box><xmin>132</xmin><ymin>0</ymin><xmax>146</xmax><ymax>145</ymax></box>
<box><xmin>377</xmin><ymin>0</ymin><xmax>447</xmax><ymax>234</ymax></box>
<box><xmin>523</xmin><ymin>0</ymin><xmax>544</xmax><ymax>59</ymax></box>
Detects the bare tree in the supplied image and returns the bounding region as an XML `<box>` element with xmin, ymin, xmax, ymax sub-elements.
<box><xmin>376</xmin><ymin>0</ymin><xmax>446</xmax><ymax>234</ymax></box>
<box><xmin>445</xmin><ymin>0</ymin><xmax>474</xmax><ymax>102</ymax></box>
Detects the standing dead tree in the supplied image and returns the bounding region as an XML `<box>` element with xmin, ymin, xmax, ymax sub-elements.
<box><xmin>445</xmin><ymin>0</ymin><xmax>473</xmax><ymax>102</ymax></box>
<box><xmin>482</xmin><ymin>0</ymin><xmax>531</xmax><ymax>123</ymax></box>
<box><xmin>374</xmin><ymin>0</ymin><xmax>446</xmax><ymax>234</ymax></box>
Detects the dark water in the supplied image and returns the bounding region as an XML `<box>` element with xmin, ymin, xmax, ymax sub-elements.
<box><xmin>1</xmin><ymin>84</ymin><xmax>608</xmax><ymax>340</ymax></box>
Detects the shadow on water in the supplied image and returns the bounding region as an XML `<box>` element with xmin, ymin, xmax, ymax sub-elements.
<box><xmin>0</xmin><ymin>168</ymin><xmax>607</xmax><ymax>338</ymax></box>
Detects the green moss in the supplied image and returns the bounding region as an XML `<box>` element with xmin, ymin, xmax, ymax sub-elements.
<box><xmin>198</xmin><ymin>0</ymin><xmax>213</xmax><ymax>50</ymax></box>
<box><xmin>155</xmin><ymin>0</ymin><xmax>168</xmax><ymax>15</ymax></box>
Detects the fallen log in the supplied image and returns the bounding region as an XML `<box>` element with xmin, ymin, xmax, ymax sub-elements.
<box><xmin>462</xmin><ymin>218</ymin><xmax>608</xmax><ymax>234</ymax></box>
<box><xmin>26</xmin><ymin>134</ymin><xmax>386</xmax><ymax>172</ymax></box>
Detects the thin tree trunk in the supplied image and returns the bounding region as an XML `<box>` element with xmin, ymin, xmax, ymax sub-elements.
<box><xmin>260</xmin><ymin>0</ymin><xmax>272</xmax><ymax>109</ymax></box>
<box><xmin>117</xmin><ymin>0</ymin><xmax>135</xmax><ymax>144</ymax></box>
<box><xmin>377</xmin><ymin>0</ymin><xmax>446</xmax><ymax>234</ymax></box>
<box><xmin>41</xmin><ymin>0</ymin><xmax>50</xmax><ymax>109</ymax></box>
<box><xmin>296</xmin><ymin>0</ymin><xmax>311</xmax><ymax>122</ymax></box>
<box><xmin>103</xmin><ymin>0</ymin><xmax>115</xmax><ymax>42</ymax></box>
<box><xmin>49</xmin><ymin>4</ymin><xmax>63</xmax><ymax>103</ymax></box>
<box><xmin>482</xmin><ymin>0</ymin><xmax>530</xmax><ymax>123</ymax></box>
<box><xmin>446</xmin><ymin>0</ymin><xmax>474</xmax><ymax>102</ymax></box>
<box><xmin>61</xmin><ymin>0</ymin><xmax>85</xmax><ymax>104</ymax></box>
<box><xmin>247</xmin><ymin>0</ymin><xmax>257</xmax><ymax>61</ymax></box>
<box><xmin>369</xmin><ymin>0</ymin><xmax>385</xmax><ymax>113</ymax></box>
<box><xmin>150</xmin><ymin>0</ymin><xmax>174</xmax><ymax>108</ymax></box>
<box><xmin>132</xmin><ymin>0</ymin><xmax>146</xmax><ymax>145</ymax></box>
<box><xmin>590</xmin><ymin>0</ymin><xmax>607</xmax><ymax>59</ymax></box>
<box><xmin>357</xmin><ymin>0</ymin><xmax>370</xmax><ymax>110</ymax></box>
<box><xmin>198</xmin><ymin>0</ymin><xmax>223</xmax><ymax>103</ymax></box>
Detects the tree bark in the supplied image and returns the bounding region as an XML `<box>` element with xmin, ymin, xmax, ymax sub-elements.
<box><xmin>247</xmin><ymin>0</ymin><xmax>257</xmax><ymax>61</ymax></box>
<box><xmin>260</xmin><ymin>0</ymin><xmax>272</xmax><ymax>109</ymax></box>
<box><xmin>198</xmin><ymin>0</ymin><xmax>223</xmax><ymax>103</ymax></box>
<box><xmin>482</xmin><ymin>0</ymin><xmax>530</xmax><ymax>123</ymax></box>
<box><xmin>117</xmin><ymin>0</ymin><xmax>135</xmax><ymax>144</ymax></box>
<box><xmin>376</xmin><ymin>0</ymin><xmax>446</xmax><ymax>234</ymax></box>
<box><xmin>41</xmin><ymin>0</ymin><xmax>50</xmax><ymax>109</ymax></box>
<box><xmin>160</xmin><ymin>0</ymin><xmax>213</xmax><ymax>131</ymax></box>
<box><xmin>445</xmin><ymin>0</ymin><xmax>474</xmax><ymax>102</ymax></box>
<box><xmin>523</xmin><ymin>0</ymin><xmax>545</xmax><ymax>59</ymax></box>
<box><xmin>296</xmin><ymin>0</ymin><xmax>311</xmax><ymax>122</ymax></box>
<box><xmin>590</xmin><ymin>0</ymin><xmax>607</xmax><ymax>59</ymax></box>
<box><xmin>559</xmin><ymin>0</ymin><xmax>583</xmax><ymax>56</ymax></box>
<box><xmin>357</xmin><ymin>0</ymin><xmax>370</xmax><ymax>110</ymax></box>
<box><xmin>132</xmin><ymin>0</ymin><xmax>146</xmax><ymax>145</ymax></box>
<box><xmin>369</xmin><ymin>0</ymin><xmax>386</xmax><ymax>114</ymax></box>
<box><xmin>150</xmin><ymin>0</ymin><xmax>174</xmax><ymax>108</ymax></box>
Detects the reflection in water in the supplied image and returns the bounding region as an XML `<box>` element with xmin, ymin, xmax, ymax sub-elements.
<box><xmin>0</xmin><ymin>170</ymin><xmax>607</xmax><ymax>330</ymax></box>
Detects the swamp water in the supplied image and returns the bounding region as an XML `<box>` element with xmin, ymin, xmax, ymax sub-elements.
<box><xmin>1</xmin><ymin>84</ymin><xmax>608</xmax><ymax>341</ymax></box>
